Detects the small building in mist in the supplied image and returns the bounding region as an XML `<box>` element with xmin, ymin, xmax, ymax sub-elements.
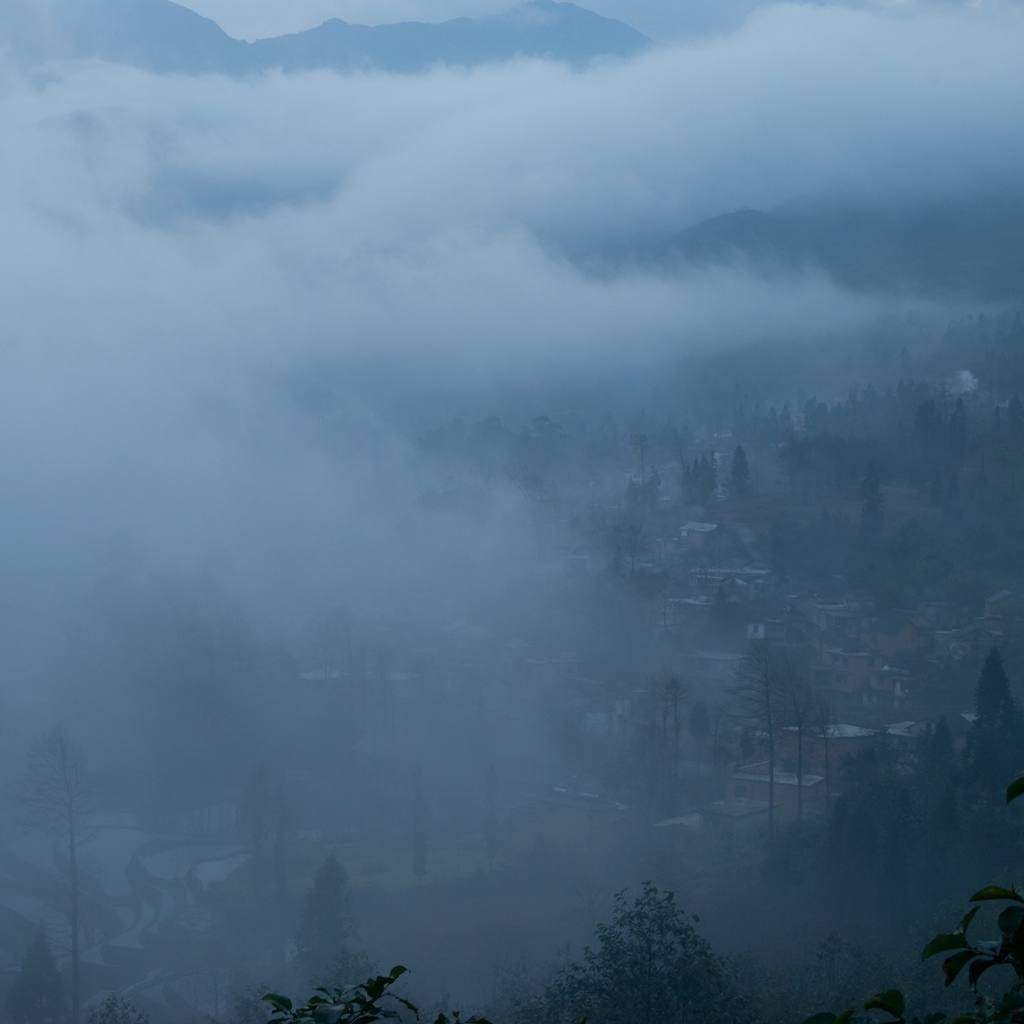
<box><xmin>656</xmin><ymin>799</ymin><xmax>770</xmax><ymax>838</ymax></box>
<box><xmin>728</xmin><ymin>762</ymin><xmax>827</xmax><ymax>816</ymax></box>
<box><xmin>698</xmin><ymin>798</ymin><xmax>771</xmax><ymax>835</ymax></box>
<box><xmin>681</xmin><ymin>521</ymin><xmax>718</xmax><ymax>547</ymax></box>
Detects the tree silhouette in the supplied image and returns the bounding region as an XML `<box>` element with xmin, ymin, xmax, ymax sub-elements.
<box><xmin>964</xmin><ymin>648</ymin><xmax>1024</xmax><ymax>805</ymax></box>
<box><xmin>297</xmin><ymin>855</ymin><xmax>357</xmax><ymax>977</ymax></box>
<box><xmin>17</xmin><ymin>726</ymin><xmax>94</xmax><ymax>1024</ymax></box>
<box><xmin>8</xmin><ymin>925</ymin><xmax>67</xmax><ymax>1024</ymax></box>
<box><xmin>86</xmin><ymin>995</ymin><xmax>148</xmax><ymax>1024</ymax></box>
<box><xmin>780</xmin><ymin>662</ymin><xmax>814</xmax><ymax>819</ymax></box>
<box><xmin>531</xmin><ymin>883</ymin><xmax>733</xmax><ymax>1024</ymax></box>
<box><xmin>730</xmin><ymin>444</ymin><xmax>750</xmax><ymax>496</ymax></box>
<box><xmin>733</xmin><ymin>640</ymin><xmax>783</xmax><ymax>839</ymax></box>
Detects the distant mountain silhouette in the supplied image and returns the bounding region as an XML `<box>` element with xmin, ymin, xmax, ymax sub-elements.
<box><xmin>670</xmin><ymin>195</ymin><xmax>1024</xmax><ymax>301</ymax></box>
<box><xmin>2</xmin><ymin>0</ymin><xmax>651</xmax><ymax>74</ymax></box>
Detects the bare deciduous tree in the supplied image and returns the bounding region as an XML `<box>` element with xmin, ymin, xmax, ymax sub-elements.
<box><xmin>778</xmin><ymin>655</ymin><xmax>814</xmax><ymax>820</ymax></box>
<box><xmin>612</xmin><ymin>520</ymin><xmax>647</xmax><ymax>575</ymax></box>
<box><xmin>811</xmin><ymin>690</ymin><xmax>836</xmax><ymax>802</ymax></box>
<box><xmin>732</xmin><ymin>640</ymin><xmax>783</xmax><ymax>840</ymax></box>
<box><xmin>18</xmin><ymin>725</ymin><xmax>95</xmax><ymax>1024</ymax></box>
<box><xmin>653</xmin><ymin>672</ymin><xmax>689</xmax><ymax>786</ymax></box>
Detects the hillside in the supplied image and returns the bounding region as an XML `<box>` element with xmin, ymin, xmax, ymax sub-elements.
<box><xmin>669</xmin><ymin>194</ymin><xmax>1024</xmax><ymax>301</ymax></box>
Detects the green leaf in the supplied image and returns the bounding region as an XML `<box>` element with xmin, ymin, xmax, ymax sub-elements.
<box><xmin>365</xmin><ymin>977</ymin><xmax>387</xmax><ymax>1000</ymax></box>
<box><xmin>1006</xmin><ymin>777</ymin><xmax>1024</xmax><ymax>803</ymax></box>
<box><xmin>959</xmin><ymin>906</ymin><xmax>980</xmax><ymax>933</ymax></box>
<box><xmin>970</xmin><ymin>887</ymin><xmax>1024</xmax><ymax>903</ymax></box>
<box><xmin>923</xmin><ymin>933</ymin><xmax>968</xmax><ymax>960</ymax></box>
<box><xmin>389</xmin><ymin>966</ymin><xmax>409</xmax><ymax>981</ymax></box>
<box><xmin>999</xmin><ymin>906</ymin><xmax>1024</xmax><ymax>935</ymax></box>
<box><xmin>968</xmin><ymin>956</ymin><xmax>1000</xmax><ymax>991</ymax></box>
<box><xmin>262</xmin><ymin>994</ymin><xmax>293</xmax><ymax>1012</ymax></box>
<box><xmin>942</xmin><ymin>950</ymin><xmax>977</xmax><ymax>986</ymax></box>
<box><xmin>864</xmin><ymin>989</ymin><xmax>906</xmax><ymax>1018</ymax></box>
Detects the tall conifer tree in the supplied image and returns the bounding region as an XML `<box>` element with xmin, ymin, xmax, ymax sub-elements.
<box><xmin>8</xmin><ymin>926</ymin><xmax>67</xmax><ymax>1024</ymax></box>
<box><xmin>964</xmin><ymin>648</ymin><xmax>1024</xmax><ymax>804</ymax></box>
<box><xmin>296</xmin><ymin>856</ymin><xmax>356</xmax><ymax>976</ymax></box>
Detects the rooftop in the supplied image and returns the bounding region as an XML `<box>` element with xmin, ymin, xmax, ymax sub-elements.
<box><xmin>733</xmin><ymin>766</ymin><xmax>825</xmax><ymax>787</ymax></box>
<box><xmin>701</xmin><ymin>798</ymin><xmax>771</xmax><ymax>818</ymax></box>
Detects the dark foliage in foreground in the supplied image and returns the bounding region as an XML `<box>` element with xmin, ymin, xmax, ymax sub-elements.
<box><xmin>810</xmin><ymin>774</ymin><xmax>1024</xmax><ymax>1024</ymax></box>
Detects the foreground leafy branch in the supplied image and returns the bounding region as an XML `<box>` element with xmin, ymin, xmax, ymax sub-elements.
<box><xmin>263</xmin><ymin>965</ymin><xmax>491</xmax><ymax>1024</ymax></box>
<box><xmin>807</xmin><ymin>777</ymin><xmax>1024</xmax><ymax>1024</ymax></box>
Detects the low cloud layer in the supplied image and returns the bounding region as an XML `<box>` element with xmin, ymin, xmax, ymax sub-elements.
<box><xmin>0</xmin><ymin>0</ymin><xmax>1021</xmax><ymax>637</ymax></box>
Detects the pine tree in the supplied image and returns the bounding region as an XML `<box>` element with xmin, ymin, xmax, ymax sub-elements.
<box><xmin>8</xmin><ymin>926</ymin><xmax>68</xmax><ymax>1024</ymax></box>
<box><xmin>730</xmin><ymin>445</ymin><xmax>750</xmax><ymax>497</ymax></box>
<box><xmin>964</xmin><ymin>648</ymin><xmax>1024</xmax><ymax>804</ymax></box>
<box><xmin>296</xmin><ymin>856</ymin><xmax>356</xmax><ymax>976</ymax></box>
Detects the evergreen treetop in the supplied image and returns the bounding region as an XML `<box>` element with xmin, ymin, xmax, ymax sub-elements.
<box><xmin>8</xmin><ymin>925</ymin><xmax>68</xmax><ymax>1024</ymax></box>
<box><xmin>297</xmin><ymin>855</ymin><xmax>357</xmax><ymax>975</ymax></box>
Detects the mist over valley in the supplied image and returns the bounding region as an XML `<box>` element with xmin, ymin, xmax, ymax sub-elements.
<box><xmin>1</xmin><ymin>1</ymin><xmax>1024</xmax><ymax>1022</ymax></box>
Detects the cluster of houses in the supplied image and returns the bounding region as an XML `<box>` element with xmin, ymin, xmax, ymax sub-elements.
<box><xmin>628</xmin><ymin>502</ymin><xmax>1023</xmax><ymax>722</ymax></box>
<box><xmin>622</xmin><ymin>516</ymin><xmax>1022</xmax><ymax>836</ymax></box>
<box><xmin>278</xmin><ymin>508</ymin><xmax>1019</xmax><ymax>853</ymax></box>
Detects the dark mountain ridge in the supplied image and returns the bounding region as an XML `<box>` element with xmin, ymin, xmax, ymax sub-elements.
<box><xmin>1</xmin><ymin>0</ymin><xmax>651</xmax><ymax>74</ymax></box>
<box><xmin>669</xmin><ymin>194</ymin><xmax>1024</xmax><ymax>301</ymax></box>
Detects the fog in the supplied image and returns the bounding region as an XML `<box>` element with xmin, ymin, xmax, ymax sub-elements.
<box><xmin>1</xmin><ymin>2</ymin><xmax>1020</xmax><ymax>587</ymax></box>
<box><xmin>1</xmin><ymin>0</ymin><xmax>1024</xmax><ymax>1021</ymax></box>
